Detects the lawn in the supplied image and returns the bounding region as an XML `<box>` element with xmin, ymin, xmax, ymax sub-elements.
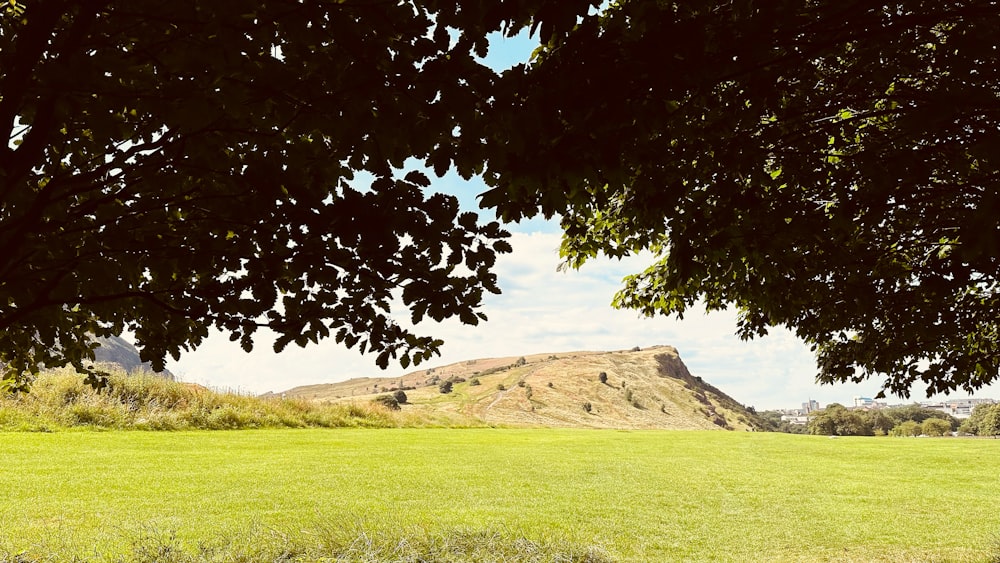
<box><xmin>0</xmin><ymin>429</ymin><xmax>997</xmax><ymax>562</ymax></box>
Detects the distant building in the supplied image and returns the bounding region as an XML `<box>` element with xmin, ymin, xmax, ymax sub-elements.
<box><xmin>922</xmin><ymin>398</ymin><xmax>996</xmax><ymax>419</ymax></box>
<box><xmin>853</xmin><ymin>396</ymin><xmax>875</xmax><ymax>408</ymax></box>
<box><xmin>781</xmin><ymin>415</ymin><xmax>809</xmax><ymax>426</ymax></box>
<box><xmin>802</xmin><ymin>399</ymin><xmax>819</xmax><ymax>413</ymax></box>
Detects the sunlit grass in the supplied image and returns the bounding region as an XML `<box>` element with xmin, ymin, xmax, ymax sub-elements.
<box><xmin>1</xmin><ymin>430</ymin><xmax>998</xmax><ymax>561</ymax></box>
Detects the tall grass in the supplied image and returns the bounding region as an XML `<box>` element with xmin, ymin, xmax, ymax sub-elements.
<box><xmin>1</xmin><ymin>524</ymin><xmax>610</xmax><ymax>563</ymax></box>
<box><xmin>0</xmin><ymin>368</ymin><xmax>445</xmax><ymax>431</ymax></box>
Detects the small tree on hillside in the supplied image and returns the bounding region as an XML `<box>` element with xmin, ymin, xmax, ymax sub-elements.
<box><xmin>393</xmin><ymin>389</ymin><xmax>408</xmax><ymax>404</ymax></box>
<box><xmin>373</xmin><ymin>394</ymin><xmax>400</xmax><ymax>410</ymax></box>
<box><xmin>598</xmin><ymin>372</ymin><xmax>608</xmax><ymax>384</ymax></box>
<box><xmin>438</xmin><ymin>380</ymin><xmax>453</xmax><ymax>394</ymax></box>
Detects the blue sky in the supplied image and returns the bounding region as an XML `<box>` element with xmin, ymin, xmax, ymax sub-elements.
<box><xmin>164</xmin><ymin>27</ymin><xmax>1000</xmax><ymax>410</ymax></box>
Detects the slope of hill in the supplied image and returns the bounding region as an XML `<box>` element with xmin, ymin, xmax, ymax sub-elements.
<box><xmin>93</xmin><ymin>335</ymin><xmax>174</xmax><ymax>379</ymax></box>
<box><xmin>270</xmin><ymin>346</ymin><xmax>763</xmax><ymax>430</ymax></box>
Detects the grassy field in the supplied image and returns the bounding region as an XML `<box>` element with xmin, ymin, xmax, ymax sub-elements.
<box><xmin>1</xmin><ymin>429</ymin><xmax>998</xmax><ymax>562</ymax></box>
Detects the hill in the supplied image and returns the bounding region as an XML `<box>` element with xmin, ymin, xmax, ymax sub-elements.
<box><xmin>93</xmin><ymin>335</ymin><xmax>174</xmax><ymax>379</ymax></box>
<box><xmin>269</xmin><ymin>346</ymin><xmax>763</xmax><ymax>430</ymax></box>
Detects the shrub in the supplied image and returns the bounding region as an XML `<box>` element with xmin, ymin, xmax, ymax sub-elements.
<box><xmin>582</xmin><ymin>402</ymin><xmax>592</xmax><ymax>413</ymax></box>
<box><xmin>392</xmin><ymin>390</ymin><xmax>408</xmax><ymax>404</ymax></box>
<box><xmin>373</xmin><ymin>394</ymin><xmax>401</xmax><ymax>410</ymax></box>
<box><xmin>624</xmin><ymin>388</ymin><xmax>633</xmax><ymax>403</ymax></box>
<box><xmin>546</xmin><ymin>382</ymin><xmax>554</xmax><ymax>388</ymax></box>
<box><xmin>922</xmin><ymin>417</ymin><xmax>951</xmax><ymax>437</ymax></box>
<box><xmin>631</xmin><ymin>346</ymin><xmax>641</xmax><ymax>352</ymax></box>
<box><xmin>516</xmin><ymin>380</ymin><xmax>526</xmax><ymax>388</ymax></box>
<box><xmin>598</xmin><ymin>372</ymin><xmax>608</xmax><ymax>384</ymax></box>
<box><xmin>514</xmin><ymin>356</ymin><xmax>527</xmax><ymax>366</ymax></box>
<box><xmin>524</xmin><ymin>385</ymin><xmax>533</xmax><ymax>399</ymax></box>
<box><xmin>469</xmin><ymin>378</ymin><xmax>481</xmax><ymax>386</ymax></box>
<box><xmin>438</xmin><ymin>381</ymin><xmax>453</xmax><ymax>394</ymax></box>
<box><xmin>496</xmin><ymin>383</ymin><xmax>506</xmax><ymax>391</ymax></box>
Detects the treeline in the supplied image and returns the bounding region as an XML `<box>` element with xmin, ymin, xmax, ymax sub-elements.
<box><xmin>955</xmin><ymin>404</ymin><xmax>1000</xmax><ymax>437</ymax></box>
<box><xmin>760</xmin><ymin>404</ymin><xmax>969</xmax><ymax>437</ymax></box>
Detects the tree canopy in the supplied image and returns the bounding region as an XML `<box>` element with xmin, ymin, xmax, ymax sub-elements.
<box><xmin>477</xmin><ymin>1</ymin><xmax>1000</xmax><ymax>398</ymax></box>
<box><xmin>0</xmin><ymin>0</ymin><xmax>575</xmax><ymax>387</ymax></box>
<box><xmin>3</xmin><ymin>1</ymin><xmax>999</xmax><ymax>398</ymax></box>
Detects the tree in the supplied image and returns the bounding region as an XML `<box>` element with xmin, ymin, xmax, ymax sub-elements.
<box><xmin>438</xmin><ymin>380</ymin><xmax>453</xmax><ymax>394</ymax></box>
<box><xmin>865</xmin><ymin>410</ymin><xmax>895</xmax><ymax>437</ymax></box>
<box><xmin>921</xmin><ymin>417</ymin><xmax>951</xmax><ymax>437</ymax></box>
<box><xmin>6</xmin><ymin>1</ymin><xmax>1000</xmax><ymax>401</ymax></box>
<box><xmin>958</xmin><ymin>403</ymin><xmax>998</xmax><ymax>435</ymax></box>
<box><xmin>0</xmin><ymin>0</ymin><xmax>567</xmax><ymax>388</ymax></box>
<box><xmin>598</xmin><ymin>372</ymin><xmax>608</xmax><ymax>384</ymax></box>
<box><xmin>891</xmin><ymin>420</ymin><xmax>922</xmax><ymax>437</ymax></box>
<box><xmin>392</xmin><ymin>389</ymin><xmax>408</xmax><ymax>405</ymax></box>
<box><xmin>477</xmin><ymin>2</ymin><xmax>1000</xmax><ymax>398</ymax></box>
<box><xmin>980</xmin><ymin>406</ymin><xmax>1000</xmax><ymax>438</ymax></box>
<box><xmin>807</xmin><ymin>403</ymin><xmax>872</xmax><ymax>436</ymax></box>
<box><xmin>884</xmin><ymin>405</ymin><xmax>958</xmax><ymax>430</ymax></box>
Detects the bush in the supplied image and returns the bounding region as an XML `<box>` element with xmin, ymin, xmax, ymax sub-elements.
<box><xmin>631</xmin><ymin>346</ymin><xmax>641</xmax><ymax>352</ymax></box>
<box><xmin>392</xmin><ymin>390</ymin><xmax>408</xmax><ymax>404</ymax></box>
<box><xmin>496</xmin><ymin>383</ymin><xmax>506</xmax><ymax>391</ymax></box>
<box><xmin>469</xmin><ymin>378</ymin><xmax>481</xmax><ymax>386</ymax></box>
<box><xmin>598</xmin><ymin>372</ymin><xmax>608</xmax><ymax>384</ymax></box>
<box><xmin>373</xmin><ymin>395</ymin><xmax>401</xmax><ymax>410</ymax></box>
<box><xmin>546</xmin><ymin>382</ymin><xmax>554</xmax><ymax>388</ymax></box>
<box><xmin>582</xmin><ymin>402</ymin><xmax>592</xmax><ymax>413</ymax></box>
<box><xmin>922</xmin><ymin>417</ymin><xmax>951</xmax><ymax>437</ymax></box>
<box><xmin>516</xmin><ymin>380</ymin><xmax>526</xmax><ymax>388</ymax></box>
<box><xmin>514</xmin><ymin>356</ymin><xmax>527</xmax><ymax>366</ymax></box>
<box><xmin>890</xmin><ymin>420</ymin><xmax>922</xmax><ymax>437</ymax></box>
<box><xmin>438</xmin><ymin>381</ymin><xmax>453</xmax><ymax>394</ymax></box>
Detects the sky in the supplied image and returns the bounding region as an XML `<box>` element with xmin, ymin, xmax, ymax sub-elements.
<box><xmin>162</xmin><ymin>29</ymin><xmax>1000</xmax><ymax>411</ymax></box>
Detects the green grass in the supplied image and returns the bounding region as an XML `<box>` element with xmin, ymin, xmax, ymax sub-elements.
<box><xmin>1</xmin><ymin>430</ymin><xmax>999</xmax><ymax>562</ymax></box>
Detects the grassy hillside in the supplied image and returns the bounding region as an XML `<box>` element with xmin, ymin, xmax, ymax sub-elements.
<box><xmin>272</xmin><ymin>346</ymin><xmax>763</xmax><ymax>431</ymax></box>
<box><xmin>0</xmin><ymin>368</ymin><xmax>481</xmax><ymax>431</ymax></box>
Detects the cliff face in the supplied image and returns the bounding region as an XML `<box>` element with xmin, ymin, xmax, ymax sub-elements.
<box><xmin>93</xmin><ymin>335</ymin><xmax>174</xmax><ymax>379</ymax></box>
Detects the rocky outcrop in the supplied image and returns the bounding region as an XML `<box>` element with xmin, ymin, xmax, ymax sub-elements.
<box><xmin>93</xmin><ymin>335</ymin><xmax>174</xmax><ymax>380</ymax></box>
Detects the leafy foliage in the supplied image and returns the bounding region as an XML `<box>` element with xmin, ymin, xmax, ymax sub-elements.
<box><xmin>0</xmin><ymin>0</ymin><xmax>549</xmax><ymax>387</ymax></box>
<box><xmin>5</xmin><ymin>0</ymin><xmax>999</xmax><ymax>401</ymax></box>
<box><xmin>477</xmin><ymin>1</ymin><xmax>1000</xmax><ymax>397</ymax></box>
<box><xmin>807</xmin><ymin>403</ymin><xmax>960</xmax><ymax>436</ymax></box>
<box><xmin>920</xmin><ymin>417</ymin><xmax>951</xmax><ymax>437</ymax></box>
<box><xmin>959</xmin><ymin>403</ymin><xmax>1000</xmax><ymax>436</ymax></box>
